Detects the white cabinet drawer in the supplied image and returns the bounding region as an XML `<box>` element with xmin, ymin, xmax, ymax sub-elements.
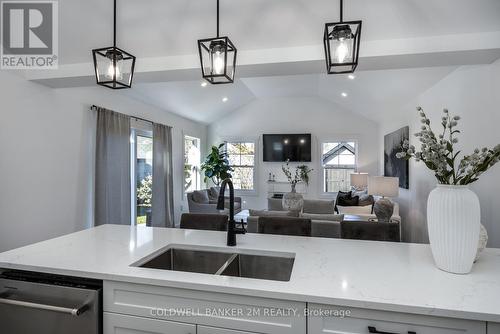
<box><xmin>308</xmin><ymin>304</ymin><xmax>486</xmax><ymax>334</ymax></box>
<box><xmin>198</xmin><ymin>325</ymin><xmax>258</xmax><ymax>334</ymax></box>
<box><xmin>103</xmin><ymin>281</ymin><xmax>305</xmax><ymax>334</ymax></box>
<box><xmin>104</xmin><ymin>312</ymin><xmax>195</xmax><ymax>334</ymax></box>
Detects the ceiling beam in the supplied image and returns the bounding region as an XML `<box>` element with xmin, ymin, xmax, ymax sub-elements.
<box><xmin>24</xmin><ymin>31</ymin><xmax>500</xmax><ymax>88</ymax></box>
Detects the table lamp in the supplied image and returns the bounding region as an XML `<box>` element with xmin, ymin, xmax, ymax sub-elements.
<box><xmin>368</xmin><ymin>176</ymin><xmax>399</xmax><ymax>222</ymax></box>
<box><xmin>350</xmin><ymin>173</ymin><xmax>368</xmax><ymax>191</ymax></box>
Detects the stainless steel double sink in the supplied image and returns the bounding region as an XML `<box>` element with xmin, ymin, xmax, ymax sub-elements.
<box><xmin>132</xmin><ymin>246</ymin><xmax>295</xmax><ymax>282</ymax></box>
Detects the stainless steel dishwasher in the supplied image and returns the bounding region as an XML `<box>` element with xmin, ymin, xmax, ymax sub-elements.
<box><xmin>0</xmin><ymin>270</ymin><xmax>102</xmax><ymax>334</ymax></box>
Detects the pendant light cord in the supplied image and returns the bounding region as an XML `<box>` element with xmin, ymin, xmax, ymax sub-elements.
<box><xmin>339</xmin><ymin>0</ymin><xmax>343</xmax><ymax>22</ymax></box>
<box><xmin>216</xmin><ymin>0</ymin><xmax>219</xmax><ymax>38</ymax></box>
<box><xmin>113</xmin><ymin>0</ymin><xmax>117</xmax><ymax>48</ymax></box>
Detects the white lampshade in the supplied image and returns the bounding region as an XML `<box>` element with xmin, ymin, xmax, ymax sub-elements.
<box><xmin>350</xmin><ymin>173</ymin><xmax>368</xmax><ymax>189</ymax></box>
<box><xmin>368</xmin><ymin>176</ymin><xmax>399</xmax><ymax>197</ymax></box>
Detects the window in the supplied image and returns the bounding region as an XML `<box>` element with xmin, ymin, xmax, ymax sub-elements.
<box><xmin>322</xmin><ymin>141</ymin><xmax>357</xmax><ymax>193</ymax></box>
<box><xmin>226</xmin><ymin>142</ymin><xmax>255</xmax><ymax>190</ymax></box>
<box><xmin>184</xmin><ymin>135</ymin><xmax>201</xmax><ymax>193</ymax></box>
<box><xmin>131</xmin><ymin>122</ymin><xmax>153</xmax><ymax>226</ymax></box>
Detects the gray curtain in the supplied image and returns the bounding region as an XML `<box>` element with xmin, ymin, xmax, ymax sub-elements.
<box><xmin>151</xmin><ymin>123</ymin><xmax>174</xmax><ymax>227</ymax></box>
<box><xmin>95</xmin><ymin>108</ymin><xmax>131</xmax><ymax>226</ymax></box>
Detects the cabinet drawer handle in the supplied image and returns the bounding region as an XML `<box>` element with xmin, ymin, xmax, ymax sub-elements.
<box><xmin>368</xmin><ymin>326</ymin><xmax>416</xmax><ymax>334</ymax></box>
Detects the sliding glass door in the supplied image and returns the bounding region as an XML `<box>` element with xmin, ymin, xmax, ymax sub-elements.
<box><xmin>131</xmin><ymin>124</ymin><xmax>153</xmax><ymax>225</ymax></box>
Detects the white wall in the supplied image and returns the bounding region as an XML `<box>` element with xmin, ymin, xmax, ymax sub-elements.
<box><xmin>0</xmin><ymin>71</ymin><xmax>207</xmax><ymax>252</ymax></box>
<box><xmin>378</xmin><ymin>60</ymin><xmax>500</xmax><ymax>247</ymax></box>
<box><xmin>208</xmin><ymin>97</ymin><xmax>380</xmax><ymax>210</ymax></box>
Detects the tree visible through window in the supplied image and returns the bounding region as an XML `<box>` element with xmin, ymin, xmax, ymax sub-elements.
<box><xmin>136</xmin><ymin>135</ymin><xmax>153</xmax><ymax>225</ymax></box>
<box><xmin>322</xmin><ymin>142</ymin><xmax>357</xmax><ymax>192</ymax></box>
<box><xmin>227</xmin><ymin>142</ymin><xmax>255</xmax><ymax>190</ymax></box>
<box><xmin>184</xmin><ymin>136</ymin><xmax>201</xmax><ymax>193</ymax></box>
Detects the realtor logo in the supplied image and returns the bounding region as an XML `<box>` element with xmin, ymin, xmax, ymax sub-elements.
<box><xmin>1</xmin><ymin>1</ymin><xmax>58</xmax><ymax>69</ymax></box>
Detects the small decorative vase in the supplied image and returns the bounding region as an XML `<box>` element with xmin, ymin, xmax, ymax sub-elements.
<box><xmin>282</xmin><ymin>184</ymin><xmax>304</xmax><ymax>212</ymax></box>
<box><xmin>427</xmin><ymin>184</ymin><xmax>480</xmax><ymax>274</ymax></box>
<box><xmin>475</xmin><ymin>224</ymin><xmax>488</xmax><ymax>262</ymax></box>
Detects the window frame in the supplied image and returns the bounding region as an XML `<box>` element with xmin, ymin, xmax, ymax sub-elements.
<box><xmin>319</xmin><ymin>138</ymin><xmax>359</xmax><ymax>197</ymax></box>
<box><xmin>182</xmin><ymin>134</ymin><xmax>202</xmax><ymax>197</ymax></box>
<box><xmin>223</xmin><ymin>137</ymin><xmax>258</xmax><ymax>196</ymax></box>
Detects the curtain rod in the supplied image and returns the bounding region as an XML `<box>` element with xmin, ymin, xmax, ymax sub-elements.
<box><xmin>90</xmin><ymin>104</ymin><xmax>156</xmax><ymax>125</ymax></box>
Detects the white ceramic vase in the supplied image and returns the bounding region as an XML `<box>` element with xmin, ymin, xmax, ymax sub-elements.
<box><xmin>282</xmin><ymin>184</ymin><xmax>304</xmax><ymax>212</ymax></box>
<box><xmin>427</xmin><ymin>184</ymin><xmax>480</xmax><ymax>274</ymax></box>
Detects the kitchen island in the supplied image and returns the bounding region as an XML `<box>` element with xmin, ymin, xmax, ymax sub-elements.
<box><xmin>0</xmin><ymin>224</ymin><xmax>499</xmax><ymax>333</ymax></box>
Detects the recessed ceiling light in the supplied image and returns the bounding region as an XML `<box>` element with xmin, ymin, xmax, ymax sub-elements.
<box><xmin>341</xmin><ymin>92</ymin><xmax>348</xmax><ymax>97</ymax></box>
<box><xmin>222</xmin><ymin>97</ymin><xmax>228</xmax><ymax>102</ymax></box>
<box><xmin>348</xmin><ymin>74</ymin><xmax>356</xmax><ymax>80</ymax></box>
<box><xmin>201</xmin><ymin>82</ymin><xmax>208</xmax><ymax>87</ymax></box>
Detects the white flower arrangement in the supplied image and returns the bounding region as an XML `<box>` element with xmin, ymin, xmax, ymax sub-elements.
<box><xmin>397</xmin><ymin>107</ymin><xmax>500</xmax><ymax>185</ymax></box>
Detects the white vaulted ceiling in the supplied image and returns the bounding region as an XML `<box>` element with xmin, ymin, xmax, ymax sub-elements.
<box><xmin>59</xmin><ymin>0</ymin><xmax>500</xmax><ymax>64</ymax></box>
<box><xmin>27</xmin><ymin>0</ymin><xmax>500</xmax><ymax>123</ymax></box>
<box><xmin>123</xmin><ymin>66</ymin><xmax>458</xmax><ymax>124</ymax></box>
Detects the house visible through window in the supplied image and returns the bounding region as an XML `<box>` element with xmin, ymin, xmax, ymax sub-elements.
<box><xmin>184</xmin><ymin>135</ymin><xmax>201</xmax><ymax>193</ymax></box>
<box><xmin>226</xmin><ymin>142</ymin><xmax>255</xmax><ymax>190</ymax></box>
<box><xmin>322</xmin><ymin>141</ymin><xmax>357</xmax><ymax>193</ymax></box>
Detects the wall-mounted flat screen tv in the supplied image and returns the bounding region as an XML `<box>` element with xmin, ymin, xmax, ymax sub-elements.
<box><xmin>263</xmin><ymin>134</ymin><xmax>312</xmax><ymax>162</ymax></box>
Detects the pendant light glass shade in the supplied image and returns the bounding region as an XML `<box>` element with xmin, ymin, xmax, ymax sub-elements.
<box><xmin>198</xmin><ymin>0</ymin><xmax>237</xmax><ymax>84</ymax></box>
<box><xmin>198</xmin><ymin>37</ymin><xmax>237</xmax><ymax>84</ymax></box>
<box><xmin>93</xmin><ymin>47</ymin><xmax>135</xmax><ymax>89</ymax></box>
<box><xmin>92</xmin><ymin>0</ymin><xmax>136</xmax><ymax>89</ymax></box>
<box><xmin>324</xmin><ymin>0</ymin><xmax>361</xmax><ymax>74</ymax></box>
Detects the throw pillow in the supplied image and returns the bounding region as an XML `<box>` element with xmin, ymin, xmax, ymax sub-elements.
<box><xmin>352</xmin><ymin>189</ymin><xmax>368</xmax><ymax>197</ymax></box>
<box><xmin>249</xmin><ymin>209</ymin><xmax>299</xmax><ymax>218</ymax></box>
<box><xmin>358</xmin><ymin>194</ymin><xmax>375</xmax><ymax>213</ymax></box>
<box><xmin>208</xmin><ymin>187</ymin><xmax>220</xmax><ymax>200</ymax></box>
<box><xmin>337</xmin><ymin>195</ymin><xmax>359</xmax><ymax>207</ymax></box>
<box><xmin>300</xmin><ymin>213</ymin><xmax>344</xmax><ymax>222</ymax></box>
<box><xmin>303</xmin><ymin>199</ymin><xmax>335</xmax><ymax>214</ymax></box>
<box><xmin>267</xmin><ymin>198</ymin><xmax>284</xmax><ymax>211</ymax></box>
<box><xmin>334</xmin><ymin>191</ymin><xmax>352</xmax><ymax>213</ymax></box>
<box><xmin>337</xmin><ymin>204</ymin><xmax>373</xmax><ymax>215</ymax></box>
<box><xmin>192</xmin><ymin>190</ymin><xmax>209</xmax><ymax>204</ymax></box>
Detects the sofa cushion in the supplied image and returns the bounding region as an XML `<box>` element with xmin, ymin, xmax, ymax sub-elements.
<box><xmin>300</xmin><ymin>213</ymin><xmax>344</xmax><ymax>222</ymax></box>
<box><xmin>337</xmin><ymin>204</ymin><xmax>373</xmax><ymax>215</ymax></box>
<box><xmin>192</xmin><ymin>190</ymin><xmax>209</xmax><ymax>204</ymax></box>
<box><xmin>208</xmin><ymin>187</ymin><xmax>220</xmax><ymax>201</ymax></box>
<box><xmin>303</xmin><ymin>199</ymin><xmax>335</xmax><ymax>214</ymax></box>
<box><xmin>249</xmin><ymin>209</ymin><xmax>299</xmax><ymax>218</ymax></box>
<box><xmin>267</xmin><ymin>198</ymin><xmax>284</xmax><ymax>211</ymax></box>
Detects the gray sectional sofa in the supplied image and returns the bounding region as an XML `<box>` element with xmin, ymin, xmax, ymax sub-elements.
<box><xmin>247</xmin><ymin>198</ymin><xmax>400</xmax><ymax>239</ymax></box>
<box><xmin>186</xmin><ymin>187</ymin><xmax>242</xmax><ymax>214</ymax></box>
<box><xmin>247</xmin><ymin>199</ymin><xmax>344</xmax><ymax>238</ymax></box>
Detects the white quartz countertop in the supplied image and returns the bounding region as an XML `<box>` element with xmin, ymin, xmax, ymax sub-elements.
<box><xmin>0</xmin><ymin>225</ymin><xmax>499</xmax><ymax>322</ymax></box>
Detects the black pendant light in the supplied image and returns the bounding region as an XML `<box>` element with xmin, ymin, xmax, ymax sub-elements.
<box><xmin>323</xmin><ymin>0</ymin><xmax>362</xmax><ymax>74</ymax></box>
<box><xmin>92</xmin><ymin>0</ymin><xmax>136</xmax><ymax>89</ymax></box>
<box><xmin>198</xmin><ymin>0</ymin><xmax>237</xmax><ymax>84</ymax></box>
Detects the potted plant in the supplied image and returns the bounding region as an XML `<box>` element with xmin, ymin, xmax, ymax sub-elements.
<box><xmin>201</xmin><ymin>143</ymin><xmax>233</xmax><ymax>186</ymax></box>
<box><xmin>398</xmin><ymin>107</ymin><xmax>500</xmax><ymax>274</ymax></box>
<box><xmin>281</xmin><ymin>160</ymin><xmax>314</xmax><ymax>211</ymax></box>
